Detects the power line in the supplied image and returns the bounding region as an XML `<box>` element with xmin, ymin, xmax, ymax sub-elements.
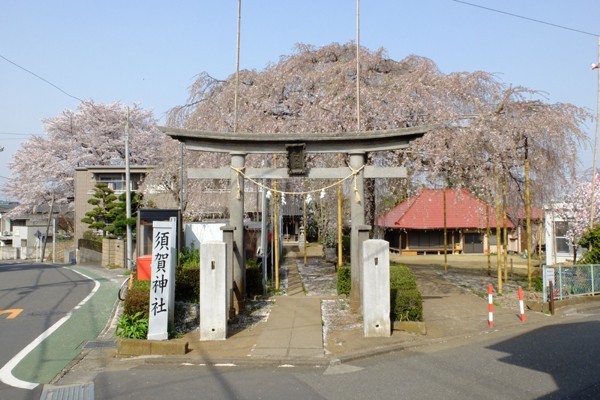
<box><xmin>452</xmin><ymin>0</ymin><xmax>599</xmax><ymax>38</ymax></box>
<box><xmin>0</xmin><ymin>53</ymin><xmax>85</xmax><ymax>102</ymax></box>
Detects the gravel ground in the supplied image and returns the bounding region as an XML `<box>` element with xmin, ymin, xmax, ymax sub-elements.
<box><xmin>438</xmin><ymin>268</ymin><xmax>543</xmax><ymax>309</ymax></box>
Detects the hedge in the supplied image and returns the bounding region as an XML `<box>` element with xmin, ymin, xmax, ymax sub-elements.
<box><xmin>336</xmin><ymin>263</ymin><xmax>423</xmax><ymax>322</ymax></box>
<box><xmin>337</xmin><ymin>266</ymin><xmax>351</xmax><ymax>296</ymax></box>
<box><xmin>390</xmin><ymin>264</ymin><xmax>423</xmax><ymax>321</ymax></box>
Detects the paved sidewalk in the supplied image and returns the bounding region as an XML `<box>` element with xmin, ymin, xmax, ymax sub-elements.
<box><xmin>251</xmin><ymin>296</ymin><xmax>324</xmax><ymax>358</ymax></box>
<box><xmin>251</xmin><ymin>259</ymin><xmax>324</xmax><ymax>358</ymax></box>
<box><xmin>52</xmin><ymin>254</ymin><xmax>600</xmax><ymax>390</ymax></box>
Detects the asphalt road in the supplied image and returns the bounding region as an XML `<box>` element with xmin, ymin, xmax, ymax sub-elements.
<box><xmin>89</xmin><ymin>310</ymin><xmax>600</xmax><ymax>399</ymax></box>
<box><xmin>0</xmin><ymin>261</ymin><xmax>96</xmax><ymax>400</ymax></box>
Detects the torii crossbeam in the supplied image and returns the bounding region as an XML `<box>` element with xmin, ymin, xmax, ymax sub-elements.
<box><xmin>161</xmin><ymin>126</ymin><xmax>430</xmax><ymax>315</ymax></box>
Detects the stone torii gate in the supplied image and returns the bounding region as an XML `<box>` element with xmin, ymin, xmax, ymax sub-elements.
<box><xmin>161</xmin><ymin>126</ymin><xmax>429</xmax><ymax>315</ymax></box>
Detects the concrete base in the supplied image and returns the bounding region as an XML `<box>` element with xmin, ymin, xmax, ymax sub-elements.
<box><xmin>527</xmin><ymin>295</ymin><xmax>600</xmax><ymax>314</ymax></box>
<box><xmin>393</xmin><ymin>320</ymin><xmax>427</xmax><ymax>335</ymax></box>
<box><xmin>117</xmin><ymin>339</ymin><xmax>189</xmax><ymax>356</ymax></box>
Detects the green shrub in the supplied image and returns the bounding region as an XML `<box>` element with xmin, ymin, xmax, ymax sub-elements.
<box><xmin>390</xmin><ymin>288</ymin><xmax>423</xmax><ymax>321</ymax></box>
<box><xmin>115</xmin><ymin>311</ymin><xmax>148</xmax><ymax>339</ymax></box>
<box><xmin>175</xmin><ymin>266</ymin><xmax>200</xmax><ymax>302</ymax></box>
<box><xmin>532</xmin><ymin>276</ymin><xmax>543</xmax><ymax>292</ymax></box>
<box><xmin>179</xmin><ymin>246</ymin><xmax>200</xmax><ymax>269</ymax></box>
<box><xmin>390</xmin><ymin>264</ymin><xmax>418</xmax><ymax>290</ymax></box>
<box><xmin>390</xmin><ymin>264</ymin><xmax>423</xmax><ymax>322</ymax></box>
<box><xmin>246</xmin><ymin>258</ymin><xmax>264</xmax><ymax>298</ymax></box>
<box><xmin>173</xmin><ymin>246</ymin><xmax>201</xmax><ymax>302</ymax></box>
<box><xmin>337</xmin><ymin>266</ymin><xmax>351</xmax><ymax>296</ymax></box>
<box><xmin>124</xmin><ymin>280</ymin><xmax>150</xmax><ymax>319</ymax></box>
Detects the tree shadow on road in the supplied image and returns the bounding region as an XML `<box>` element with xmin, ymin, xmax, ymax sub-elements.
<box><xmin>488</xmin><ymin>320</ymin><xmax>600</xmax><ymax>399</ymax></box>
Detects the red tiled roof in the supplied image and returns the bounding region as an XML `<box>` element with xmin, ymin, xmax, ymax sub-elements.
<box><xmin>507</xmin><ymin>206</ymin><xmax>544</xmax><ymax>221</ymax></box>
<box><xmin>377</xmin><ymin>188</ymin><xmax>514</xmax><ymax>229</ymax></box>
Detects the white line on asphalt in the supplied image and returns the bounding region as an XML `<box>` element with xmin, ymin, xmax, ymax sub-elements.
<box><xmin>0</xmin><ymin>267</ymin><xmax>100</xmax><ymax>390</ymax></box>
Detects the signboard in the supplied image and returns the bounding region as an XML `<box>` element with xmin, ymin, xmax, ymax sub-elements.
<box><xmin>147</xmin><ymin>217</ymin><xmax>177</xmax><ymax>340</ymax></box>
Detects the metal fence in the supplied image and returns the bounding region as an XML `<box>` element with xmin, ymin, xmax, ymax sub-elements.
<box><xmin>543</xmin><ymin>264</ymin><xmax>600</xmax><ymax>301</ymax></box>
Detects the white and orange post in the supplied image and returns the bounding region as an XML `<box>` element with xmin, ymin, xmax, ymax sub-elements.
<box><xmin>518</xmin><ymin>286</ymin><xmax>526</xmax><ymax>322</ymax></box>
<box><xmin>488</xmin><ymin>284</ymin><xmax>494</xmax><ymax>327</ymax></box>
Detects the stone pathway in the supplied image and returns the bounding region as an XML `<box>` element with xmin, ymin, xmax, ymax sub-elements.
<box><xmin>250</xmin><ymin>257</ymin><xmax>325</xmax><ymax>358</ymax></box>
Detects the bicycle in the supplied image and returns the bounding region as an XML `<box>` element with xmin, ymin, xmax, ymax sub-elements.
<box><xmin>118</xmin><ymin>260</ymin><xmax>137</xmax><ymax>301</ymax></box>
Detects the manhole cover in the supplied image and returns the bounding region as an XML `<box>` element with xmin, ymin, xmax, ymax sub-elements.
<box><xmin>40</xmin><ymin>383</ymin><xmax>94</xmax><ymax>400</ymax></box>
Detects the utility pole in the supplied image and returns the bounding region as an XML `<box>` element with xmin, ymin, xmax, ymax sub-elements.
<box><xmin>52</xmin><ymin>217</ymin><xmax>56</xmax><ymax>263</ymax></box>
<box><xmin>125</xmin><ymin>108</ymin><xmax>133</xmax><ymax>270</ymax></box>
<box><xmin>233</xmin><ymin>0</ymin><xmax>242</xmax><ymax>133</ymax></box>
<box><xmin>591</xmin><ymin>36</ymin><xmax>600</xmax><ymax>228</ymax></box>
<box><xmin>274</xmin><ymin>178</ymin><xmax>279</xmax><ymax>290</ymax></box>
<box><xmin>356</xmin><ymin>0</ymin><xmax>361</xmax><ymax>131</ymax></box>
<box><xmin>40</xmin><ymin>193</ymin><xmax>55</xmax><ymax>262</ymax></box>
<box><xmin>525</xmin><ymin>134</ymin><xmax>533</xmax><ymax>290</ymax></box>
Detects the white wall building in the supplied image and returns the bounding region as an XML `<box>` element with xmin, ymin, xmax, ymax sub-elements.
<box><xmin>544</xmin><ymin>203</ymin><xmax>575</xmax><ymax>265</ymax></box>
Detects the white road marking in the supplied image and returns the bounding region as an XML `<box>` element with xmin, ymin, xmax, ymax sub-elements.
<box><xmin>0</xmin><ymin>267</ymin><xmax>99</xmax><ymax>390</ymax></box>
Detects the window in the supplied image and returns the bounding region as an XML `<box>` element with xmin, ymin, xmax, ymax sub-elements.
<box><xmin>96</xmin><ymin>174</ymin><xmax>126</xmax><ymax>192</ymax></box>
<box><xmin>554</xmin><ymin>220</ymin><xmax>571</xmax><ymax>254</ymax></box>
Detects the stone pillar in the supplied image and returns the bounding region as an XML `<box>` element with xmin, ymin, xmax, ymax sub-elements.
<box><xmin>230</xmin><ymin>152</ymin><xmax>246</xmax><ymax>312</ymax></box>
<box><xmin>361</xmin><ymin>239</ymin><xmax>391</xmax><ymax>337</ymax></box>
<box><xmin>200</xmin><ymin>241</ymin><xmax>227</xmax><ymax>340</ymax></box>
<box><xmin>349</xmin><ymin>152</ymin><xmax>366</xmax><ymax>312</ymax></box>
<box><xmin>221</xmin><ymin>225</ymin><xmax>236</xmax><ymax>318</ymax></box>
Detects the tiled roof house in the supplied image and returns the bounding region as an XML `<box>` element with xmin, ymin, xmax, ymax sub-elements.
<box><xmin>377</xmin><ymin>188</ymin><xmax>516</xmax><ymax>254</ymax></box>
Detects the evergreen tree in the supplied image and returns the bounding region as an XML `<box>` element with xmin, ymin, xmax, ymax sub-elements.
<box><xmin>81</xmin><ymin>182</ymin><xmax>119</xmax><ymax>237</ymax></box>
<box><xmin>106</xmin><ymin>191</ymin><xmax>143</xmax><ymax>238</ymax></box>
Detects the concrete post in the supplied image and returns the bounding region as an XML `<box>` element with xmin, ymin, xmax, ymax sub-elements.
<box><xmin>349</xmin><ymin>152</ymin><xmax>366</xmax><ymax>312</ymax></box>
<box><xmin>361</xmin><ymin>239</ymin><xmax>391</xmax><ymax>337</ymax></box>
<box><xmin>200</xmin><ymin>241</ymin><xmax>227</xmax><ymax>340</ymax></box>
<box><xmin>230</xmin><ymin>152</ymin><xmax>246</xmax><ymax>312</ymax></box>
<box><xmin>221</xmin><ymin>225</ymin><xmax>236</xmax><ymax>318</ymax></box>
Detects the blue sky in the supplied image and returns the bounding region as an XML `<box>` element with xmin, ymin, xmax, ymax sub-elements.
<box><xmin>1</xmin><ymin>1</ymin><xmax>599</xmax><ymax>199</ymax></box>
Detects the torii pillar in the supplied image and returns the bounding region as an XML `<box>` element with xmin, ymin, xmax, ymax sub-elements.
<box><xmin>230</xmin><ymin>152</ymin><xmax>246</xmax><ymax>313</ymax></box>
<box><xmin>349</xmin><ymin>152</ymin><xmax>365</xmax><ymax>311</ymax></box>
